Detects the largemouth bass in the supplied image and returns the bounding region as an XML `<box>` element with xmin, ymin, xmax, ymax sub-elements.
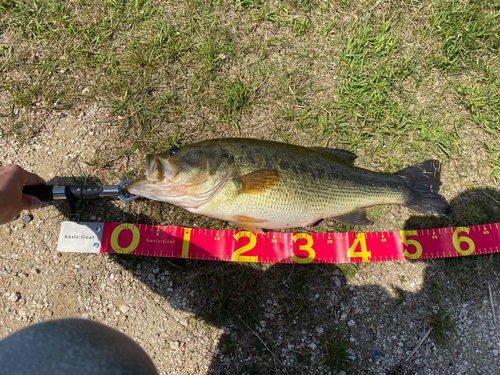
<box><xmin>128</xmin><ymin>138</ymin><xmax>450</xmax><ymax>232</ymax></box>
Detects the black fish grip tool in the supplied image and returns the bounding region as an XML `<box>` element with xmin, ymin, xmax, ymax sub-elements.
<box><xmin>22</xmin><ymin>180</ymin><xmax>138</xmax><ymax>214</ymax></box>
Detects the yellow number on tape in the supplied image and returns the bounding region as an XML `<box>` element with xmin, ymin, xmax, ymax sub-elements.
<box><xmin>292</xmin><ymin>233</ymin><xmax>316</xmax><ymax>263</ymax></box>
<box><xmin>110</xmin><ymin>224</ymin><xmax>140</xmax><ymax>254</ymax></box>
<box><xmin>182</xmin><ymin>228</ymin><xmax>192</xmax><ymax>259</ymax></box>
<box><xmin>453</xmin><ymin>227</ymin><xmax>475</xmax><ymax>256</ymax></box>
<box><xmin>347</xmin><ymin>233</ymin><xmax>371</xmax><ymax>262</ymax></box>
<box><xmin>232</xmin><ymin>232</ymin><xmax>258</xmax><ymax>262</ymax></box>
<box><xmin>400</xmin><ymin>230</ymin><xmax>423</xmax><ymax>260</ymax></box>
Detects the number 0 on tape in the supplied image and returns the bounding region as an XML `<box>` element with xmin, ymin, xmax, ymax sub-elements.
<box><xmin>57</xmin><ymin>222</ymin><xmax>500</xmax><ymax>264</ymax></box>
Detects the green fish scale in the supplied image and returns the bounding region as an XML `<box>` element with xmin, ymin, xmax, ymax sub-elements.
<box><xmin>202</xmin><ymin>139</ymin><xmax>409</xmax><ymax>227</ymax></box>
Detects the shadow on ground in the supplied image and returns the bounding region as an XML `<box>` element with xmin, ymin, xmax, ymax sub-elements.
<box><xmin>71</xmin><ymin>186</ymin><xmax>500</xmax><ymax>374</ymax></box>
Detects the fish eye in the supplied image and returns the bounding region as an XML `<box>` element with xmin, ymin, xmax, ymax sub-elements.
<box><xmin>169</xmin><ymin>147</ymin><xmax>179</xmax><ymax>156</ymax></box>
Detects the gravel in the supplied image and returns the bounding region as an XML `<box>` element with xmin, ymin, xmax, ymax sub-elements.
<box><xmin>0</xmin><ymin>104</ymin><xmax>499</xmax><ymax>374</ymax></box>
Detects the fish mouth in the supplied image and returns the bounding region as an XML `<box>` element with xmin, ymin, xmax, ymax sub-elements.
<box><xmin>128</xmin><ymin>159</ymin><xmax>235</xmax><ymax>209</ymax></box>
<box><xmin>146</xmin><ymin>154</ymin><xmax>178</xmax><ymax>182</ymax></box>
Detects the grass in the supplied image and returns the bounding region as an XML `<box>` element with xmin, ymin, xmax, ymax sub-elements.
<box><xmin>430</xmin><ymin>0</ymin><xmax>500</xmax><ymax>73</ymax></box>
<box><xmin>430</xmin><ymin>306</ymin><xmax>455</xmax><ymax>345</ymax></box>
<box><xmin>324</xmin><ymin>330</ymin><xmax>351</xmax><ymax>373</ymax></box>
<box><xmin>1</xmin><ymin>0</ymin><xmax>497</xmax><ymax>168</ymax></box>
<box><xmin>192</xmin><ymin>262</ymin><xmax>262</xmax><ymax>326</ymax></box>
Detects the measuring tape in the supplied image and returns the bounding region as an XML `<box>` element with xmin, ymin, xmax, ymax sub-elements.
<box><xmin>57</xmin><ymin>222</ymin><xmax>500</xmax><ymax>263</ymax></box>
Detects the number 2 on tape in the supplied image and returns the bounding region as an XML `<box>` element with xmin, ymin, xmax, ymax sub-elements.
<box><xmin>232</xmin><ymin>232</ymin><xmax>258</xmax><ymax>262</ymax></box>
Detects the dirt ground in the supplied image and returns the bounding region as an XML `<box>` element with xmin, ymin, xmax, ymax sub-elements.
<box><xmin>1</xmin><ymin>105</ymin><xmax>500</xmax><ymax>375</ymax></box>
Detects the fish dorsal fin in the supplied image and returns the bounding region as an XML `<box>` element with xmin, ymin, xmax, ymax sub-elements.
<box><xmin>331</xmin><ymin>208</ymin><xmax>373</xmax><ymax>226</ymax></box>
<box><xmin>309</xmin><ymin>147</ymin><xmax>357</xmax><ymax>165</ymax></box>
<box><xmin>234</xmin><ymin>169</ymin><xmax>280</xmax><ymax>194</ymax></box>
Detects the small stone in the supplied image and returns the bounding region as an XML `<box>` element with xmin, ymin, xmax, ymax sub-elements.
<box><xmin>23</xmin><ymin>214</ymin><xmax>33</xmax><ymax>223</ymax></box>
<box><xmin>316</xmin><ymin>327</ymin><xmax>324</xmax><ymax>334</ymax></box>
<box><xmin>309</xmin><ymin>343</ymin><xmax>317</xmax><ymax>350</ymax></box>
<box><xmin>169</xmin><ymin>341</ymin><xmax>180</xmax><ymax>350</ymax></box>
<box><xmin>18</xmin><ymin>308</ymin><xmax>28</xmax><ymax>318</ymax></box>
<box><xmin>334</xmin><ymin>276</ymin><xmax>342</xmax><ymax>287</ymax></box>
<box><xmin>458</xmin><ymin>365</ymin><xmax>468</xmax><ymax>373</ymax></box>
<box><xmin>8</xmin><ymin>292</ymin><xmax>20</xmax><ymax>303</ymax></box>
<box><xmin>493</xmin><ymin>349</ymin><xmax>499</xmax><ymax>356</ymax></box>
<box><xmin>347</xmin><ymin>320</ymin><xmax>355</xmax><ymax>327</ymax></box>
<box><xmin>119</xmin><ymin>305</ymin><xmax>129</xmax><ymax>314</ymax></box>
<box><xmin>340</xmin><ymin>313</ymin><xmax>348</xmax><ymax>320</ymax></box>
<box><xmin>370</xmin><ymin>349</ymin><xmax>385</xmax><ymax>357</ymax></box>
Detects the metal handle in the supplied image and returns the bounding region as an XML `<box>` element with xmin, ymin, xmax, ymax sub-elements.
<box><xmin>23</xmin><ymin>181</ymin><xmax>137</xmax><ymax>202</ymax></box>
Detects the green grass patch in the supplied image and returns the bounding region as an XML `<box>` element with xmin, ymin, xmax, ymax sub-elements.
<box><xmin>194</xmin><ymin>263</ymin><xmax>261</xmax><ymax>326</ymax></box>
<box><xmin>323</xmin><ymin>330</ymin><xmax>351</xmax><ymax>373</ymax></box>
<box><xmin>430</xmin><ymin>306</ymin><xmax>455</xmax><ymax>345</ymax></box>
<box><xmin>337</xmin><ymin>263</ymin><xmax>359</xmax><ymax>278</ymax></box>
<box><xmin>485</xmin><ymin>141</ymin><xmax>500</xmax><ymax>183</ymax></box>
<box><xmin>458</xmin><ymin>80</ymin><xmax>500</xmax><ymax>133</ymax></box>
<box><xmin>430</xmin><ymin>0</ymin><xmax>500</xmax><ymax>73</ymax></box>
<box><xmin>217</xmin><ymin>78</ymin><xmax>250</xmax><ymax>132</ymax></box>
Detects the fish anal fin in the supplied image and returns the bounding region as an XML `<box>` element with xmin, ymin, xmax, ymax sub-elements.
<box><xmin>232</xmin><ymin>215</ymin><xmax>269</xmax><ymax>233</ymax></box>
<box><xmin>234</xmin><ymin>169</ymin><xmax>280</xmax><ymax>194</ymax></box>
<box><xmin>330</xmin><ymin>209</ymin><xmax>373</xmax><ymax>226</ymax></box>
<box><xmin>309</xmin><ymin>147</ymin><xmax>357</xmax><ymax>165</ymax></box>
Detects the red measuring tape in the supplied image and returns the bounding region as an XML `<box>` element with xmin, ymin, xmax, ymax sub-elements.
<box><xmin>58</xmin><ymin>222</ymin><xmax>500</xmax><ymax>263</ymax></box>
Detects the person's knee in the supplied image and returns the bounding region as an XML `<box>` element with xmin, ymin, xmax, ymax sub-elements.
<box><xmin>0</xmin><ymin>318</ymin><xmax>158</xmax><ymax>375</ymax></box>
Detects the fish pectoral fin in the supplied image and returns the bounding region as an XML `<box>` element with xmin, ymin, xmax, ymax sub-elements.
<box><xmin>309</xmin><ymin>147</ymin><xmax>357</xmax><ymax>165</ymax></box>
<box><xmin>234</xmin><ymin>169</ymin><xmax>280</xmax><ymax>194</ymax></box>
<box><xmin>232</xmin><ymin>215</ymin><xmax>269</xmax><ymax>234</ymax></box>
<box><xmin>330</xmin><ymin>209</ymin><xmax>373</xmax><ymax>226</ymax></box>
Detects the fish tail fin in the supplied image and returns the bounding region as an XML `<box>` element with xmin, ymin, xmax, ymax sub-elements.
<box><xmin>397</xmin><ymin>160</ymin><xmax>451</xmax><ymax>217</ymax></box>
